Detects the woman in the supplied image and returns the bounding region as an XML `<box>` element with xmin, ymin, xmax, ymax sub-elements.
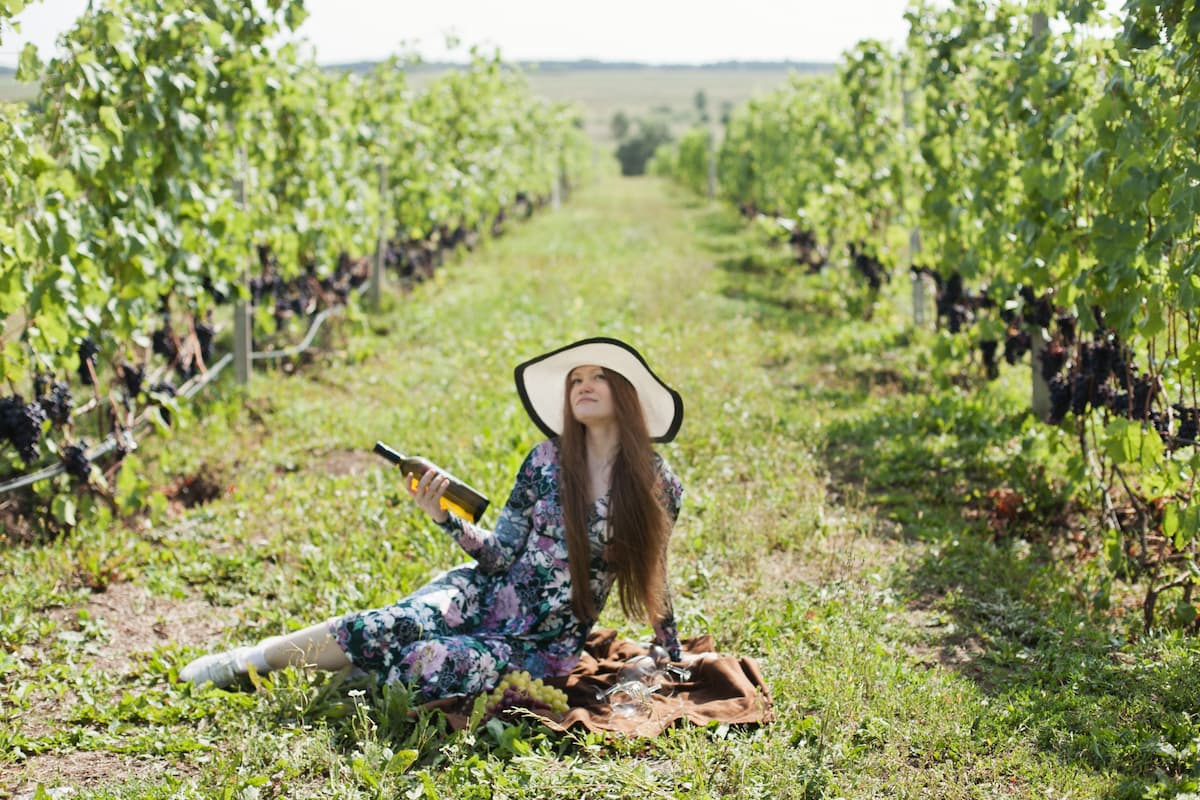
<box><xmin>180</xmin><ymin>336</ymin><xmax>686</xmax><ymax>699</ymax></box>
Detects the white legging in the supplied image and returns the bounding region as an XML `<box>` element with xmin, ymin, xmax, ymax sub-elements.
<box><xmin>260</xmin><ymin>620</ymin><xmax>351</xmax><ymax>671</ymax></box>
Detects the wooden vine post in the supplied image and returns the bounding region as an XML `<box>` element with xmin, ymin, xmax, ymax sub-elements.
<box><xmin>900</xmin><ymin>77</ymin><xmax>928</xmax><ymax>329</ymax></box>
<box><xmin>233</xmin><ymin>144</ymin><xmax>253</xmax><ymax>385</ymax></box>
<box><xmin>559</xmin><ymin>146</ymin><xmax>569</xmax><ymax>208</ymax></box>
<box><xmin>706</xmin><ymin>124</ymin><xmax>717</xmax><ymax>200</ymax></box>
<box><xmin>1030</xmin><ymin>10</ymin><xmax>1052</xmax><ymax>420</ymax></box>
<box><xmin>551</xmin><ymin>148</ymin><xmax>563</xmax><ymax>210</ymax></box>
<box><xmin>910</xmin><ymin>230</ymin><xmax>928</xmax><ymax>328</ymax></box>
<box><xmin>368</xmin><ymin>160</ymin><xmax>387</xmax><ymax>308</ymax></box>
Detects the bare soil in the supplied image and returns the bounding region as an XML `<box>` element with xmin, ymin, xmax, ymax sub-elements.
<box><xmin>2</xmin><ymin>582</ymin><xmax>238</xmax><ymax>794</ymax></box>
<box><xmin>44</xmin><ymin>580</ymin><xmax>239</xmax><ymax>676</ymax></box>
<box><xmin>319</xmin><ymin>447</ymin><xmax>377</xmax><ymax>478</ymax></box>
<box><xmin>5</xmin><ymin>751</ymin><xmax>185</xmax><ymax>798</ymax></box>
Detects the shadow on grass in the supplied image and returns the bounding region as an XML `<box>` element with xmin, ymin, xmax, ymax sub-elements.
<box><xmin>820</xmin><ymin>390</ymin><xmax>1200</xmax><ymax>798</ymax></box>
<box><xmin>676</xmin><ymin>190</ymin><xmax>1200</xmax><ymax>797</ymax></box>
<box><xmin>690</xmin><ymin>207</ymin><xmax>853</xmax><ymax>337</ymax></box>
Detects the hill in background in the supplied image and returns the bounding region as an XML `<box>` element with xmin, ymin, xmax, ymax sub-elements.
<box><xmin>393</xmin><ymin>60</ymin><xmax>830</xmax><ymax>144</ymax></box>
<box><xmin>0</xmin><ymin>63</ymin><xmax>35</xmax><ymax>102</ymax></box>
<box><xmin>2</xmin><ymin>60</ymin><xmax>829</xmax><ymax>143</ymax></box>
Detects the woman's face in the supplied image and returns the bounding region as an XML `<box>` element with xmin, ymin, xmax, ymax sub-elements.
<box><xmin>568</xmin><ymin>365</ymin><xmax>615</xmax><ymax>427</ymax></box>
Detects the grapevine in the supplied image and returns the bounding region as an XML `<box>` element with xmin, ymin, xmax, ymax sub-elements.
<box><xmin>655</xmin><ymin>0</ymin><xmax>1200</xmax><ymax>630</ymax></box>
<box><xmin>0</xmin><ymin>0</ymin><xmax>590</xmax><ymax>528</ymax></box>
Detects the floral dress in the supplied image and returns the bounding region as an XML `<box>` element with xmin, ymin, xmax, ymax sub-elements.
<box><xmin>330</xmin><ymin>438</ymin><xmax>684</xmax><ymax>699</ymax></box>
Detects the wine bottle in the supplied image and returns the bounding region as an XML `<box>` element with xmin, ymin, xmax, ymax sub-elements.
<box><xmin>373</xmin><ymin>441</ymin><xmax>490</xmax><ymax>523</ymax></box>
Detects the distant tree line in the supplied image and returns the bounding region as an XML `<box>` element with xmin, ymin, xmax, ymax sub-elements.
<box><xmin>612</xmin><ymin>89</ymin><xmax>732</xmax><ymax>176</ymax></box>
<box><xmin>328</xmin><ymin>59</ymin><xmax>835</xmax><ymax>75</ymax></box>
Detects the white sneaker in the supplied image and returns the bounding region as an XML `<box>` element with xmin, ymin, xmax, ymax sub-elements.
<box><xmin>179</xmin><ymin>648</ymin><xmax>247</xmax><ymax>688</ymax></box>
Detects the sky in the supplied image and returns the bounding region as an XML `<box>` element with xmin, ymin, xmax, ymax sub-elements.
<box><xmin>0</xmin><ymin>0</ymin><xmax>919</xmax><ymax>69</ymax></box>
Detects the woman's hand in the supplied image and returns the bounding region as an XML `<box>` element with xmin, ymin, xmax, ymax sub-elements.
<box><xmin>409</xmin><ymin>468</ymin><xmax>451</xmax><ymax>524</ymax></box>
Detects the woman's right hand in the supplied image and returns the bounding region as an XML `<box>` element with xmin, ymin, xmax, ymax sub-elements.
<box><xmin>409</xmin><ymin>468</ymin><xmax>451</xmax><ymax>524</ymax></box>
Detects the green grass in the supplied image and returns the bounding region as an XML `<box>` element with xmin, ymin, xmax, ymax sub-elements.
<box><xmin>2</xmin><ymin>174</ymin><xmax>1199</xmax><ymax>798</ymax></box>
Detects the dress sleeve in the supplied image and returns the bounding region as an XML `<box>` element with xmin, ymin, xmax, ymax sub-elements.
<box><xmin>435</xmin><ymin>444</ymin><xmax>541</xmax><ymax>574</ymax></box>
<box><xmin>651</xmin><ymin>453</ymin><xmax>684</xmax><ymax>660</ymax></box>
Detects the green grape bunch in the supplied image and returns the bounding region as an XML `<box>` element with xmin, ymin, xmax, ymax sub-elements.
<box><xmin>483</xmin><ymin>670</ymin><xmax>569</xmax><ymax>721</ymax></box>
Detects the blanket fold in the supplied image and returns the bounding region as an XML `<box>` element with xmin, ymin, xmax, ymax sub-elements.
<box><xmin>426</xmin><ymin>628</ymin><xmax>775</xmax><ymax>737</ymax></box>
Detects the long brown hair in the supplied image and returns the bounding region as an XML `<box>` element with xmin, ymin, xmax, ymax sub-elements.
<box><xmin>558</xmin><ymin>368</ymin><xmax>672</xmax><ymax>624</ymax></box>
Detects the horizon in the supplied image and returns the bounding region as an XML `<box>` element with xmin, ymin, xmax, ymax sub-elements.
<box><xmin>0</xmin><ymin>56</ymin><xmax>835</xmax><ymax>74</ymax></box>
<box><xmin>0</xmin><ymin>56</ymin><xmax>837</xmax><ymax>79</ymax></box>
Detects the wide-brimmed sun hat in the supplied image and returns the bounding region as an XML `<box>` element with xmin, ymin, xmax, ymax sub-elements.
<box><xmin>514</xmin><ymin>337</ymin><xmax>684</xmax><ymax>442</ymax></box>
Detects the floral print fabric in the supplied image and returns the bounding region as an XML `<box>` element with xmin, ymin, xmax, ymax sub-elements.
<box><xmin>330</xmin><ymin>438</ymin><xmax>684</xmax><ymax>699</ymax></box>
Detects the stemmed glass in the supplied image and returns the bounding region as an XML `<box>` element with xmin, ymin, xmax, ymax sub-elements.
<box><xmin>599</xmin><ymin>645</ymin><xmax>693</xmax><ymax>718</ymax></box>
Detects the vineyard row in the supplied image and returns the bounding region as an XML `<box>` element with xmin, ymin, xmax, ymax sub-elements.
<box><xmin>653</xmin><ymin>0</ymin><xmax>1200</xmax><ymax>630</ymax></box>
<box><xmin>0</xmin><ymin>0</ymin><xmax>592</xmax><ymax>531</ymax></box>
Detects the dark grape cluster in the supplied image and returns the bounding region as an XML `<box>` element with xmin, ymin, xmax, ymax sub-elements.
<box><xmin>913</xmin><ymin>268</ymin><xmax>1013</xmax><ymax>375</ymax></box>
<box><xmin>195</xmin><ymin>321</ymin><xmax>214</xmax><ymax>365</ymax></box>
<box><xmin>1047</xmin><ymin>374</ymin><xmax>1071</xmax><ymax>423</ymax></box>
<box><xmin>152</xmin><ymin>323</ymin><xmax>178</xmax><ymax>363</ymax></box>
<box><xmin>790</xmin><ymin>227</ymin><xmax>826</xmax><ymax>273</ymax></box>
<box><xmin>980</xmin><ymin>339</ymin><xmax>999</xmax><ymax>380</ymax></box>
<box><xmin>0</xmin><ymin>395</ymin><xmax>23</xmax><ymax>444</ymax></box>
<box><xmin>248</xmin><ymin>244</ymin><xmax>374</xmax><ymax>326</ymax></box>
<box><xmin>437</xmin><ymin>222</ymin><xmax>473</xmax><ymax>250</ymax></box>
<box><xmin>848</xmin><ymin>242</ymin><xmax>889</xmax><ymax>291</ymax></box>
<box><xmin>1056</xmin><ymin>312</ymin><xmax>1076</xmax><ymax>345</ymax></box>
<box><xmin>387</xmin><ymin>239</ymin><xmax>439</xmax><ymax>281</ymax></box>
<box><xmin>1040</xmin><ymin>330</ymin><xmax>1170</xmax><ymax>427</ymax></box>
<box><xmin>150</xmin><ymin>381</ymin><xmax>177</xmax><ymax>425</ymax></box>
<box><xmin>1017</xmin><ymin>286</ymin><xmax>1054</xmax><ymax>329</ymax></box>
<box><xmin>997</xmin><ymin>286</ymin><xmax>1056</xmax><ymax>364</ymax></box>
<box><xmin>490</xmin><ymin>208</ymin><xmax>507</xmax><ymax>238</ymax></box>
<box><xmin>1176</xmin><ymin>406</ymin><xmax>1199</xmax><ymax>447</ymax></box>
<box><xmin>77</xmin><ymin>338</ymin><xmax>99</xmax><ymax>386</ymax></box>
<box><xmin>1004</xmin><ymin>328</ymin><xmax>1032</xmax><ymax>365</ymax></box>
<box><xmin>933</xmin><ymin>270</ymin><xmax>971</xmax><ymax>333</ymax></box>
<box><xmin>381</xmin><ymin>216</ymin><xmax>497</xmax><ymax>283</ymax></box>
<box><xmin>1039</xmin><ymin>341</ymin><xmax>1068</xmax><ymax>381</ymax></box>
<box><xmin>1</xmin><ymin>394</ymin><xmax>47</xmax><ymax>463</ymax></box>
<box><xmin>913</xmin><ymin>268</ymin><xmax>994</xmax><ymax>335</ymax></box>
<box><xmin>202</xmin><ymin>275</ymin><xmax>231</xmax><ymax>305</ymax></box>
<box><xmin>62</xmin><ymin>441</ymin><xmax>91</xmax><ymax>481</ymax></box>
<box><xmin>249</xmin><ymin>273</ymin><xmax>285</xmax><ymax>306</ymax></box>
<box><xmin>513</xmin><ymin>191</ymin><xmax>534</xmax><ymax>220</ymax></box>
<box><xmin>38</xmin><ymin>381</ymin><xmax>74</xmax><ymax>426</ymax></box>
<box><xmin>118</xmin><ymin>362</ymin><xmax>145</xmax><ymax>399</ymax></box>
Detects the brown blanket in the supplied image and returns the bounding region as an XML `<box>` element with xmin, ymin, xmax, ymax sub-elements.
<box><xmin>428</xmin><ymin>628</ymin><xmax>775</xmax><ymax>737</ymax></box>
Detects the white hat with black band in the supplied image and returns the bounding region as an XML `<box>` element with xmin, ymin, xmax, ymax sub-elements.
<box><xmin>514</xmin><ymin>337</ymin><xmax>684</xmax><ymax>443</ymax></box>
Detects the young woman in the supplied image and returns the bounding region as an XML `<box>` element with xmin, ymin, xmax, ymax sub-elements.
<box><xmin>179</xmin><ymin>337</ymin><xmax>687</xmax><ymax>699</ymax></box>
